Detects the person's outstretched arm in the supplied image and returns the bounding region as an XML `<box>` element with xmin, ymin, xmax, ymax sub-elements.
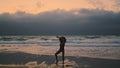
<box><xmin>56</xmin><ymin>36</ymin><xmax>61</xmax><ymax>38</ymax></box>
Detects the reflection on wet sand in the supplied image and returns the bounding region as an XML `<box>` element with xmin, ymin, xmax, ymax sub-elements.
<box><xmin>0</xmin><ymin>51</ymin><xmax>120</xmax><ymax>68</ymax></box>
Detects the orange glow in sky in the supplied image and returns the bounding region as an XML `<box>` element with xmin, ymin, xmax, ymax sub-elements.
<box><xmin>0</xmin><ymin>0</ymin><xmax>120</xmax><ymax>14</ymax></box>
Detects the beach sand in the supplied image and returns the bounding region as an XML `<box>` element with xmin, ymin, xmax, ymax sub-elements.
<box><xmin>0</xmin><ymin>44</ymin><xmax>120</xmax><ymax>68</ymax></box>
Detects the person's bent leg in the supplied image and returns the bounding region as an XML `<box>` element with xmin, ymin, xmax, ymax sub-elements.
<box><xmin>55</xmin><ymin>50</ymin><xmax>61</xmax><ymax>65</ymax></box>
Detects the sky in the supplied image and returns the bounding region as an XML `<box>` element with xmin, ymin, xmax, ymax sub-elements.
<box><xmin>0</xmin><ymin>0</ymin><xmax>120</xmax><ymax>35</ymax></box>
<box><xmin>0</xmin><ymin>0</ymin><xmax>120</xmax><ymax>14</ymax></box>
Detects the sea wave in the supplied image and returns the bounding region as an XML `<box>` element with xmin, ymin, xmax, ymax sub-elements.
<box><xmin>0</xmin><ymin>35</ymin><xmax>120</xmax><ymax>46</ymax></box>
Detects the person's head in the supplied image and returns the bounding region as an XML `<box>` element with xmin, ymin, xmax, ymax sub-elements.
<box><xmin>60</xmin><ymin>36</ymin><xmax>66</xmax><ymax>43</ymax></box>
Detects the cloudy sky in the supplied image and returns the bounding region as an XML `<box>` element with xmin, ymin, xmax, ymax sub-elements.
<box><xmin>0</xmin><ymin>0</ymin><xmax>120</xmax><ymax>35</ymax></box>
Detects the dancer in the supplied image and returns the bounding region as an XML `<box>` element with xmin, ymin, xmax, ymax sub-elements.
<box><xmin>55</xmin><ymin>36</ymin><xmax>66</xmax><ymax>65</ymax></box>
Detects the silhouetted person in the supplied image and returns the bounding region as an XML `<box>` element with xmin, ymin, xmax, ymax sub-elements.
<box><xmin>55</xmin><ymin>36</ymin><xmax>66</xmax><ymax>65</ymax></box>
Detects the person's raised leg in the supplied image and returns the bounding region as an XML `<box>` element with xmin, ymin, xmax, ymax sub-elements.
<box><xmin>55</xmin><ymin>50</ymin><xmax>61</xmax><ymax>65</ymax></box>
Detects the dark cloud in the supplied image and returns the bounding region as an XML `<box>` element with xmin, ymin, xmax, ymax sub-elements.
<box><xmin>0</xmin><ymin>9</ymin><xmax>120</xmax><ymax>35</ymax></box>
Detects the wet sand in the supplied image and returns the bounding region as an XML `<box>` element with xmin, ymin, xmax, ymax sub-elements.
<box><xmin>0</xmin><ymin>52</ymin><xmax>120</xmax><ymax>68</ymax></box>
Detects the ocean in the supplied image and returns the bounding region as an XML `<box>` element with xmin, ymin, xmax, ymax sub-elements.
<box><xmin>0</xmin><ymin>35</ymin><xmax>120</xmax><ymax>59</ymax></box>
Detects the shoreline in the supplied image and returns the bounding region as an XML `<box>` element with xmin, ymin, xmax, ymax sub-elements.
<box><xmin>0</xmin><ymin>44</ymin><xmax>120</xmax><ymax>60</ymax></box>
<box><xmin>0</xmin><ymin>44</ymin><xmax>120</xmax><ymax>68</ymax></box>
